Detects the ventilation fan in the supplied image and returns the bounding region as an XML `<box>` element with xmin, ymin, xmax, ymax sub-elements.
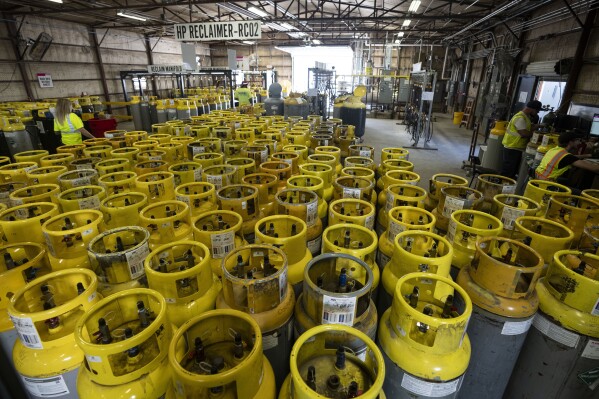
<box><xmin>28</xmin><ymin>32</ymin><xmax>53</xmax><ymax>61</ymax></box>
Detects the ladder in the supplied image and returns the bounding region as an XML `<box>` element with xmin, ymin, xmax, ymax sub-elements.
<box><xmin>460</xmin><ymin>97</ymin><xmax>475</xmax><ymax>128</ymax></box>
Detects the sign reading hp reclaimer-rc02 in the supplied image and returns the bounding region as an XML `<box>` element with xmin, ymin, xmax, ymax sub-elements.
<box><xmin>174</xmin><ymin>21</ymin><xmax>262</xmax><ymax>41</ymax></box>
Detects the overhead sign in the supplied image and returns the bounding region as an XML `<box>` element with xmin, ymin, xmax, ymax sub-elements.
<box><xmin>148</xmin><ymin>64</ymin><xmax>185</xmax><ymax>73</ymax></box>
<box><xmin>37</xmin><ymin>73</ymin><xmax>53</xmax><ymax>88</ymax></box>
<box><xmin>174</xmin><ymin>21</ymin><xmax>262</xmax><ymax>42</ymax></box>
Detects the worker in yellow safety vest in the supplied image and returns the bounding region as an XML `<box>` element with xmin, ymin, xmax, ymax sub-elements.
<box><xmin>235</xmin><ymin>82</ymin><xmax>253</xmax><ymax>106</ymax></box>
<box><xmin>500</xmin><ymin>100</ymin><xmax>542</xmax><ymax>179</ymax></box>
<box><xmin>53</xmin><ymin>98</ymin><xmax>95</xmax><ymax>145</ymax></box>
<box><xmin>535</xmin><ymin>131</ymin><xmax>599</xmax><ymax>182</ymax></box>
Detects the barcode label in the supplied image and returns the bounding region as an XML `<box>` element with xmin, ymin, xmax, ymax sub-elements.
<box><xmin>389</xmin><ymin>221</ymin><xmax>406</xmax><ymax>241</ymax></box>
<box><xmin>194</xmin><ymin>168</ymin><xmax>202</xmax><ymax>181</ymax></box>
<box><xmin>401</xmin><ymin>374</ymin><xmax>460</xmax><ymax>397</ymax></box>
<box><xmin>385</xmin><ymin>192</ymin><xmax>395</xmax><ymax>212</ymax></box>
<box><xmin>283</xmin><ymin>158</ymin><xmax>293</xmax><ymax>166</ymax></box>
<box><xmin>22</xmin><ymin>375</ymin><xmax>69</xmax><ymax>397</ymax></box>
<box><xmin>343</xmin><ymin>188</ymin><xmax>361</xmax><ymax>199</ymax></box>
<box><xmin>322</xmin><ymin>295</ymin><xmax>356</xmax><ymax>326</ymax></box>
<box><xmin>541</xmin><ymin>134</ymin><xmax>552</xmax><ymax>146</ymax></box>
<box><xmin>447</xmin><ymin>219</ymin><xmax>457</xmax><ymax>242</ymax></box>
<box><xmin>14</xmin><ymin>208</ymin><xmax>28</xmax><ymax>219</ymax></box>
<box><xmin>70</xmin><ymin>177</ymin><xmax>91</xmax><ymax>187</ymax></box>
<box><xmin>501</xmin><ymin>207</ymin><xmax>526</xmax><ymax>231</ymax></box>
<box><xmin>44</xmin><ymin>232</ymin><xmax>57</xmax><ymax>257</ymax></box>
<box><xmin>192</xmin><ymin>146</ymin><xmax>205</xmax><ymax>155</ymax></box>
<box><xmin>176</xmin><ymin>195</ymin><xmax>190</xmax><ymax>205</ymax></box>
<box><xmin>206</xmin><ymin>175</ymin><xmax>223</xmax><ymax>189</ymax></box>
<box><xmin>78</xmin><ymin>196</ymin><xmax>101</xmax><ymax>210</ymax></box>
<box><xmin>24</xmin><ymin>165</ymin><xmax>37</xmax><ymax>172</ymax></box>
<box><xmin>306</xmin><ymin>202</ymin><xmax>318</xmax><ymax>227</ymax></box>
<box><xmin>443</xmin><ymin>196</ymin><xmax>465</xmax><ymax>218</ymax></box>
<box><xmin>365</xmin><ymin>214</ymin><xmax>374</xmax><ymax>230</ymax></box>
<box><xmin>359</xmin><ymin>150</ymin><xmax>371</xmax><ymax>157</ymax></box>
<box><xmin>278</xmin><ymin>269</ymin><xmax>288</xmax><ymax>302</ymax></box>
<box><xmin>125</xmin><ymin>242</ymin><xmax>150</xmax><ymax>279</ymax></box>
<box><xmin>76</xmin><ymin>163</ymin><xmax>92</xmax><ymax>170</ymax></box>
<box><xmin>533</xmin><ymin>313</ymin><xmax>580</xmax><ymax>348</ymax></box>
<box><xmin>149</xmin><ymin>156</ymin><xmax>162</xmax><ymax>161</ymax></box>
<box><xmin>307</xmin><ymin>236</ymin><xmax>321</xmax><ymax>255</ymax></box>
<box><xmin>11</xmin><ymin>198</ymin><xmax>23</xmax><ymax>206</ymax></box>
<box><xmin>531</xmin><ymin>133</ymin><xmax>540</xmax><ymax>144</ymax></box>
<box><xmin>502</xmin><ymin>185</ymin><xmax>516</xmax><ymax>194</ymax></box>
<box><xmin>10</xmin><ymin>314</ymin><xmax>43</xmax><ymax>349</ymax></box>
<box><xmin>260</xmin><ymin>150</ymin><xmax>268</xmax><ymax>163</ymax></box>
<box><xmin>210</xmin><ymin>232</ymin><xmax>235</xmax><ymax>259</ymax></box>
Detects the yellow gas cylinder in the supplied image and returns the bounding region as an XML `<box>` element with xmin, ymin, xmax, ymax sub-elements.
<box><xmin>110</xmin><ymin>147</ymin><xmax>140</xmax><ymax>166</ymax></box>
<box><xmin>475</xmin><ymin>174</ymin><xmax>517</xmax><ymax>212</ymax></box>
<box><xmin>95</xmin><ymin>158</ymin><xmax>131</xmax><ymax>176</ymax></box>
<box><xmin>41</xmin><ymin>210</ymin><xmax>103</xmax><ymax>270</ymax></box>
<box><xmin>278</xmin><ymin>324</ymin><xmax>386</xmax><ymax>399</ymax></box>
<box><xmin>337</xmin><ymin>134</ymin><xmax>359</xmax><ymax>159</ymax></box>
<box><xmin>175</xmin><ymin>182</ymin><xmax>217</xmax><ymax>217</ymax></box>
<box><xmin>14</xmin><ymin>150</ymin><xmax>49</xmax><ymax>166</ymax></box>
<box><xmin>377</xmin><ymin>206</ymin><xmax>437</xmax><ymax>270</ymax></box>
<box><xmin>348</xmin><ymin>144</ymin><xmax>375</xmax><ymax>160</ymax></box>
<box><xmin>242</xmin><ymin>144</ymin><xmax>269</xmax><ymax>167</ymax></box>
<box><xmin>103</xmin><ymin>130</ymin><xmax>127</xmax><ymax>140</ymax></box>
<box><xmin>213</xmin><ymin>126</ymin><xmax>233</xmax><ymax>141</ymax></box>
<box><xmin>286</xmin><ymin>175</ymin><xmax>328</xmax><ymax>225</ymax></box>
<box><xmin>332</xmin><ymin>175</ymin><xmax>376</xmax><ymax>206</ymax></box>
<box><xmin>299</xmin><ymin>163</ymin><xmax>334</xmax><ymax>201</ymax></box>
<box><xmin>294</xmin><ymin>253</ymin><xmax>378</xmax><ymax>348</ymax></box>
<box><xmin>582</xmin><ymin>188</ymin><xmax>599</xmax><ymax>202</ymax></box>
<box><xmin>378</xmin><ymin>272</ymin><xmax>472</xmax><ymax>397</ymax></box>
<box><xmin>322</xmin><ymin>223</ymin><xmax>380</xmax><ymax>292</ymax></box>
<box><xmin>216</xmin><ymin>184</ymin><xmax>262</xmax><ymax>243</ymax></box>
<box><xmin>139</xmin><ymin>200</ymin><xmax>193</xmax><ymax>249</ymax></box>
<box><xmin>26</xmin><ymin>165</ymin><xmax>67</xmax><ymax>185</ymax></box>
<box><xmin>0</xmin><ymin>202</ymin><xmax>60</xmax><ymax>244</ymax></box>
<box><xmin>0</xmin><ymin>162</ymin><xmax>37</xmax><ymax>184</ymax></box>
<box><xmin>58</xmin><ymin>168</ymin><xmax>99</xmax><ymax>190</ymax></box>
<box><xmin>523</xmin><ymin>179</ymin><xmax>571</xmax><ymax>215</ymax></box>
<box><xmin>491</xmin><ymin>194</ymin><xmax>541</xmax><ymax>236</ymax></box>
<box><xmin>376</xmin><ymin>160</ymin><xmax>415</xmax><ymax>188</ymax></box>
<box><xmin>340</xmin><ymin>166</ymin><xmax>376</xmax><ymax>183</ymax></box>
<box><xmin>98</xmin><ymin>171</ymin><xmax>137</xmax><ymax>196</ymax></box>
<box><xmin>286</xmin><ymin>131</ymin><xmax>308</xmax><ymax>146</ymax></box>
<box><xmin>504</xmin><ymin>250</ymin><xmax>599</xmax><ymax>397</ymax></box>
<box><xmin>380</xmin><ymin>170</ymin><xmax>421</xmax><ymax>193</ymax></box>
<box><xmin>169</xmin><ymin>309</ymin><xmax>276</xmax><ymax>399</ymax></box>
<box><xmin>344</xmin><ymin>156</ymin><xmax>376</xmax><ymax>172</ymax></box>
<box><xmin>379</xmin><ymin>230</ymin><xmax>453</xmax><ymax>313</ymax></box>
<box><xmin>254</xmin><ymin>139</ymin><xmax>278</xmax><ymax>156</ymax></box>
<box><xmin>107</xmin><ymin>136</ymin><xmax>128</xmax><ymax>149</ymax></box>
<box><xmin>172</xmin><ymin>136</ymin><xmax>196</xmax><ymax>152</ymax></box>
<box><xmin>222</xmin><ymin>140</ymin><xmax>248</xmax><ymax>160</ymax></box>
<box><xmin>57</xmin><ymin>144</ymin><xmax>86</xmax><ymax>159</ymax></box>
<box><xmin>134</xmin><ymin>172</ymin><xmax>176</xmax><ymax>204</ymax></box>
<box><xmin>376</xmin><ymin>184</ymin><xmax>428</xmax><ymax>235</ymax></box>
<box><xmin>426</xmin><ymin>173</ymin><xmax>469</xmax><ymax>211</ymax></box>
<box><xmin>192</xmin><ymin>210</ymin><xmax>247</xmax><ymax>277</ymax></box>
<box><xmin>125</xmin><ymin>131</ymin><xmax>149</xmax><ymax>146</ymax></box>
<box><xmin>58</xmin><ymin>185</ymin><xmax>107</xmax><ymax>212</ymax></box>
<box><xmin>545</xmin><ymin>194</ymin><xmax>599</xmax><ymax>245</ymax></box>
<box><xmin>151</xmin><ymin>133</ymin><xmax>172</xmax><ymax>145</ymax></box>
<box><xmin>0</xmin><ymin>242</ymin><xmax>51</xmax><ymax>374</ymax></box>
<box><xmin>276</xmin><ymin>188</ymin><xmax>324</xmax><ymax>257</ymax></box>
<box><xmin>152</xmin><ymin>123</ymin><xmax>171</xmax><ymax>135</ymax></box>
<box><xmin>235</xmin><ymin>127</ymin><xmax>256</xmax><ymax>143</ymax></box>
<box><xmin>379</xmin><ymin>147</ymin><xmax>410</xmax><ymax>167</ymax></box>
<box><xmin>328</xmin><ymin>198</ymin><xmax>375</xmax><ymax>231</ymax></box>
<box><xmin>70</xmin><ymin>156</ymin><xmax>102</xmax><ymax>171</ymax></box>
<box><xmin>195</xmin><ymin>138</ymin><xmax>222</xmax><ymax>154</ymax></box>
<box><xmin>88</xmin><ymin>226</ymin><xmax>150</xmax><ymax>296</ymax></box>
<box><xmin>283</xmin><ymin>144</ymin><xmax>309</xmax><ymax>164</ymax></box>
<box><xmin>263</xmin><ymin>130</ymin><xmax>283</xmax><ymax>143</ymax></box>
<box><xmin>310</xmin><ymin>134</ymin><xmax>333</xmax><ymax>154</ymax></box>
<box><xmin>40</xmin><ymin>153</ymin><xmax>75</xmax><ymax>167</ymax></box>
<box><xmin>242</xmin><ymin>173</ymin><xmax>278</xmax><ymax>216</ymax></box>
<box><xmin>75</xmin><ymin>288</ymin><xmax>173</xmax><ymax>398</ymax></box>
<box><xmin>255</xmin><ymin>215</ymin><xmax>312</xmax><ymax>295</ymax></box>
<box><xmin>433</xmin><ymin>186</ymin><xmax>484</xmax><ymax>232</ymax></box>
<box><xmin>99</xmin><ymin>192</ymin><xmax>147</xmax><ymax>230</ymax></box>
<box><xmin>8</xmin><ymin>268</ymin><xmax>100</xmax><ymax>399</ymax></box>
<box><xmin>446</xmin><ymin>210</ymin><xmax>503</xmax><ymax>275</ymax></box>
<box><xmin>84</xmin><ymin>145</ymin><xmax>112</xmax><ymax>160</ymax></box>
<box><xmin>314</xmin><ymin>146</ymin><xmax>342</xmax><ymax>175</ymax></box>
<box><xmin>145</xmin><ymin>241</ymin><xmax>221</xmax><ymax>327</ymax></box>
<box><xmin>202</xmin><ymin>164</ymin><xmax>236</xmax><ymax>189</ymax></box>
<box><xmin>0</xmin><ymin>156</ymin><xmax>10</xmax><ymax>168</ymax></box>
<box><xmin>168</xmin><ymin>162</ymin><xmax>202</xmax><ymax>186</ymax></box>
<box><xmin>259</xmin><ymin>161</ymin><xmax>292</xmax><ymax>190</ymax></box>
<box><xmin>132</xmin><ymin>140</ymin><xmax>159</xmax><ymax>154</ymax></box>
<box><xmin>456</xmin><ymin>236</ymin><xmax>543</xmax><ymax>398</ymax></box>
<box><xmin>134</xmin><ymin>160</ymin><xmax>169</xmax><ymax>176</ymax></box>
<box><xmin>9</xmin><ymin>184</ymin><xmax>60</xmax><ymax>206</ymax></box>
<box><xmin>217</xmin><ymin>244</ymin><xmax>294</xmax><ymax>388</ymax></box>
<box><xmin>227</xmin><ymin>157</ymin><xmax>257</xmax><ymax>182</ymax></box>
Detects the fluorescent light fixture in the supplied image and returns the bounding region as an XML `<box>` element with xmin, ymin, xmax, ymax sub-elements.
<box><xmin>117</xmin><ymin>11</ymin><xmax>147</xmax><ymax>21</ymax></box>
<box><xmin>402</xmin><ymin>19</ymin><xmax>411</xmax><ymax>27</ymax></box>
<box><xmin>395</xmin><ymin>39</ymin><xmax>400</xmax><ymax>43</ymax></box>
<box><xmin>279</xmin><ymin>22</ymin><xmax>297</xmax><ymax>31</ymax></box>
<box><xmin>242</xmin><ymin>41</ymin><xmax>255</xmax><ymax>45</ymax></box>
<box><xmin>47</xmin><ymin>0</ymin><xmax>63</xmax><ymax>3</ymax></box>
<box><xmin>398</xmin><ymin>32</ymin><xmax>405</xmax><ymax>37</ymax></box>
<box><xmin>218</xmin><ymin>3</ymin><xmax>260</xmax><ymax>19</ymax></box>
<box><xmin>287</xmin><ymin>32</ymin><xmax>306</xmax><ymax>39</ymax></box>
<box><xmin>408</xmin><ymin>0</ymin><xmax>421</xmax><ymax>12</ymax></box>
<box><xmin>247</xmin><ymin>6</ymin><xmax>268</xmax><ymax>17</ymax></box>
<box><xmin>313</xmin><ymin>39</ymin><xmax>321</xmax><ymax>44</ymax></box>
<box><xmin>264</xmin><ymin>0</ymin><xmax>297</xmax><ymax>18</ymax></box>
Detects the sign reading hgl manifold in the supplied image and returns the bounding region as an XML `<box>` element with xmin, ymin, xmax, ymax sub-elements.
<box><xmin>148</xmin><ymin>65</ymin><xmax>185</xmax><ymax>73</ymax></box>
<box><xmin>174</xmin><ymin>21</ymin><xmax>262</xmax><ymax>41</ymax></box>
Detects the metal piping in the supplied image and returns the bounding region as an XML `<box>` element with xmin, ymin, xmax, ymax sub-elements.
<box><xmin>445</xmin><ymin>0</ymin><xmax>523</xmax><ymax>41</ymax></box>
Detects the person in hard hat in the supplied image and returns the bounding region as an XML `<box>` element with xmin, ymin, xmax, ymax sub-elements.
<box><xmin>235</xmin><ymin>82</ymin><xmax>253</xmax><ymax>106</ymax></box>
<box><xmin>53</xmin><ymin>98</ymin><xmax>94</xmax><ymax>145</ymax></box>
<box><xmin>535</xmin><ymin>131</ymin><xmax>599</xmax><ymax>182</ymax></box>
<box><xmin>500</xmin><ymin>100</ymin><xmax>543</xmax><ymax>179</ymax></box>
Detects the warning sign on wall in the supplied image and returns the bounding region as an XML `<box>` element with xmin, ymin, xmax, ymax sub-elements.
<box><xmin>174</xmin><ymin>21</ymin><xmax>262</xmax><ymax>41</ymax></box>
<box><xmin>37</xmin><ymin>74</ymin><xmax>53</xmax><ymax>88</ymax></box>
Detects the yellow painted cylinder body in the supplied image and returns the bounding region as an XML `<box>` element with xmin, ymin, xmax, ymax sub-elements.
<box><xmin>139</xmin><ymin>200</ymin><xmax>193</xmax><ymax>249</ymax></box>
<box><xmin>0</xmin><ymin>202</ymin><xmax>60</xmax><ymax>244</ymax></box>
<box><xmin>545</xmin><ymin>194</ymin><xmax>599</xmax><ymax>245</ymax></box>
<box><xmin>98</xmin><ymin>171</ymin><xmax>137</xmax><ymax>196</ymax></box>
<box><xmin>134</xmin><ymin>172</ymin><xmax>176</xmax><ymax>204</ymax></box>
<box><xmin>9</xmin><ymin>184</ymin><xmax>60</xmax><ymax>206</ymax></box>
<box><xmin>58</xmin><ymin>169</ymin><xmax>99</xmax><ymax>190</ymax></box>
<box><xmin>328</xmin><ymin>198</ymin><xmax>375</xmax><ymax>230</ymax></box>
<box><xmin>491</xmin><ymin>194</ymin><xmax>541</xmax><ymax>235</ymax></box>
<box><xmin>523</xmin><ymin>179</ymin><xmax>571</xmax><ymax>215</ymax></box>
<box><xmin>99</xmin><ymin>192</ymin><xmax>147</xmax><ymax>230</ymax></box>
<box><xmin>58</xmin><ymin>185</ymin><xmax>106</xmax><ymax>212</ymax></box>
<box><xmin>26</xmin><ymin>165</ymin><xmax>67</xmax><ymax>185</ymax></box>
<box><xmin>216</xmin><ymin>184</ymin><xmax>262</xmax><ymax>243</ymax></box>
<box><xmin>434</xmin><ymin>186</ymin><xmax>484</xmax><ymax>232</ymax></box>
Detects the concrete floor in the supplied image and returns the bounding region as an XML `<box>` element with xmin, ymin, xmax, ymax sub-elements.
<box><xmin>362</xmin><ymin>112</ymin><xmax>472</xmax><ymax>189</ymax></box>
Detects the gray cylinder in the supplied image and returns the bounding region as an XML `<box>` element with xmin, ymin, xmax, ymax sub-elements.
<box><xmin>130</xmin><ymin>102</ymin><xmax>143</xmax><ymax>131</ymax></box>
<box><xmin>140</xmin><ymin>99</ymin><xmax>152</xmax><ymax>132</ymax></box>
<box><xmin>481</xmin><ymin>134</ymin><xmax>503</xmax><ymax>171</ymax></box>
<box><xmin>149</xmin><ymin>103</ymin><xmax>158</xmax><ymax>124</ymax></box>
<box><xmin>265</xmin><ymin>98</ymin><xmax>284</xmax><ymax>116</ymax></box>
<box><xmin>284</xmin><ymin>98</ymin><xmax>309</xmax><ymax>120</ymax></box>
<box><xmin>157</xmin><ymin>109</ymin><xmax>167</xmax><ymax>123</ymax></box>
<box><xmin>167</xmin><ymin>108</ymin><xmax>177</xmax><ymax>121</ymax></box>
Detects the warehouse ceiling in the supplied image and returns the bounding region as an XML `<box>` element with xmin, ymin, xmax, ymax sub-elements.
<box><xmin>1</xmin><ymin>0</ymin><xmax>596</xmax><ymax>46</ymax></box>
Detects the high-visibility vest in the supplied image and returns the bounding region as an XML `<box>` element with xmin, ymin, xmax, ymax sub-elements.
<box><xmin>54</xmin><ymin>113</ymin><xmax>84</xmax><ymax>145</ymax></box>
<box><xmin>535</xmin><ymin>146</ymin><xmax>570</xmax><ymax>181</ymax></box>
<box><xmin>502</xmin><ymin>111</ymin><xmax>531</xmax><ymax>150</ymax></box>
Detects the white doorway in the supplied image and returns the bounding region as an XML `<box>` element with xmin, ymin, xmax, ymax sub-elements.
<box><xmin>536</xmin><ymin>80</ymin><xmax>565</xmax><ymax>120</ymax></box>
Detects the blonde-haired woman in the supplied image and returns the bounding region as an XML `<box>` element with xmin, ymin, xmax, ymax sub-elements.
<box><xmin>53</xmin><ymin>98</ymin><xmax>94</xmax><ymax>145</ymax></box>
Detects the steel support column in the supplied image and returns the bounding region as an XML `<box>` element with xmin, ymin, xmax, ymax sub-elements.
<box><xmin>90</xmin><ymin>26</ymin><xmax>112</xmax><ymax>113</ymax></box>
<box><xmin>3</xmin><ymin>14</ymin><xmax>34</xmax><ymax>100</ymax></box>
<box><xmin>144</xmin><ymin>34</ymin><xmax>158</xmax><ymax>96</ymax></box>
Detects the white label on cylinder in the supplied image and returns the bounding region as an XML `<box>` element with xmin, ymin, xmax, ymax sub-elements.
<box><xmin>194</xmin><ymin>168</ymin><xmax>202</xmax><ymax>181</ymax></box>
<box><xmin>592</xmin><ymin>297</ymin><xmax>599</xmax><ymax>316</ymax></box>
<box><xmin>86</xmin><ymin>354</ymin><xmax>102</xmax><ymax>363</ymax></box>
<box><xmin>278</xmin><ymin>269</ymin><xmax>288</xmax><ymax>303</ymax></box>
<box><xmin>262</xmin><ymin>331</ymin><xmax>279</xmax><ymax>351</ymax></box>
<box><xmin>149</xmin><ymin>156</ymin><xmax>162</xmax><ymax>161</ymax></box>
<box><xmin>176</xmin><ymin>195</ymin><xmax>190</xmax><ymax>205</ymax></box>
<box><xmin>71</xmin><ymin>177</ymin><xmax>91</xmax><ymax>187</ymax></box>
<box><xmin>541</xmin><ymin>134</ymin><xmax>552</xmax><ymax>146</ymax></box>
<box><xmin>192</xmin><ymin>146</ymin><xmax>205</xmax><ymax>155</ymax></box>
<box><xmin>500</xmin><ymin>207</ymin><xmax>526</xmax><ymax>231</ymax></box>
<box><xmin>376</xmin><ymin>251</ymin><xmax>391</xmax><ymax>268</ymax></box>
<box><xmin>44</xmin><ymin>232</ymin><xmax>56</xmax><ymax>257</ymax></box>
<box><xmin>365</xmin><ymin>214</ymin><xmax>374</xmax><ymax>230</ymax></box>
<box><xmin>306</xmin><ymin>202</ymin><xmax>318</xmax><ymax>227</ymax></box>
<box><xmin>447</xmin><ymin>218</ymin><xmax>457</xmax><ymax>242</ymax></box>
<box><xmin>283</xmin><ymin>158</ymin><xmax>293</xmax><ymax>166</ymax></box>
<box><xmin>24</xmin><ymin>165</ymin><xmax>37</xmax><ymax>173</ymax></box>
<box><xmin>385</xmin><ymin>192</ymin><xmax>395</xmax><ymax>212</ymax></box>
<box><xmin>400</xmin><ymin>374</ymin><xmax>461</xmax><ymax>397</ymax></box>
<box><xmin>82</xmin><ymin>228</ymin><xmax>94</xmax><ymax>237</ymax></box>
<box><xmin>206</xmin><ymin>174</ymin><xmax>223</xmax><ymax>189</ymax></box>
<box><xmin>502</xmin><ymin>184</ymin><xmax>516</xmax><ymax>194</ymax></box>
<box><xmin>260</xmin><ymin>150</ymin><xmax>268</xmax><ymax>163</ymax></box>
<box><xmin>125</xmin><ymin>242</ymin><xmax>150</xmax><ymax>279</ymax></box>
<box><xmin>210</xmin><ymin>231</ymin><xmax>235</xmax><ymax>259</ymax></box>
<box><xmin>443</xmin><ymin>196</ymin><xmax>465</xmax><ymax>218</ymax></box>
<box><xmin>359</xmin><ymin>150</ymin><xmax>371</xmax><ymax>157</ymax></box>
<box><xmin>76</xmin><ymin>164</ymin><xmax>91</xmax><ymax>170</ymax></box>
<box><xmin>532</xmin><ymin>313</ymin><xmax>580</xmax><ymax>348</ymax></box>
<box><xmin>10</xmin><ymin>315</ymin><xmax>43</xmax><ymax>349</ymax></box>
<box><xmin>535</xmin><ymin>151</ymin><xmax>544</xmax><ymax>162</ymax></box>
<box><xmin>307</xmin><ymin>236</ymin><xmax>321</xmax><ymax>254</ymax></box>
<box><xmin>582</xmin><ymin>340</ymin><xmax>599</xmax><ymax>359</ymax></box>
<box><xmin>343</xmin><ymin>187</ymin><xmax>361</xmax><ymax>199</ymax></box>
<box><xmin>78</xmin><ymin>196</ymin><xmax>100</xmax><ymax>210</ymax></box>
<box><xmin>389</xmin><ymin>221</ymin><xmax>405</xmax><ymax>241</ymax></box>
<box><xmin>501</xmin><ymin>318</ymin><xmax>534</xmax><ymax>335</ymax></box>
<box><xmin>15</xmin><ymin>208</ymin><xmax>28</xmax><ymax>219</ymax></box>
<box><xmin>531</xmin><ymin>132</ymin><xmax>540</xmax><ymax>144</ymax></box>
<box><xmin>11</xmin><ymin>198</ymin><xmax>23</xmax><ymax>207</ymax></box>
<box><xmin>22</xmin><ymin>375</ymin><xmax>69</xmax><ymax>397</ymax></box>
<box><xmin>321</xmin><ymin>295</ymin><xmax>356</xmax><ymax>326</ymax></box>
<box><xmin>88</xmin><ymin>292</ymin><xmax>97</xmax><ymax>302</ymax></box>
